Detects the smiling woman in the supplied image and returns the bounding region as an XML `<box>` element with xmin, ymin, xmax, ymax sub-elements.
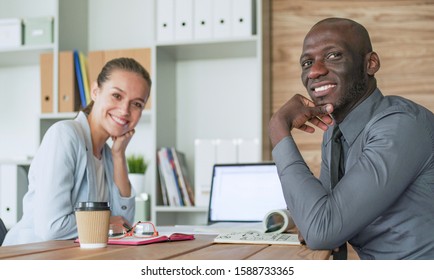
<box><xmin>2</xmin><ymin>57</ymin><xmax>152</xmax><ymax>246</ymax></box>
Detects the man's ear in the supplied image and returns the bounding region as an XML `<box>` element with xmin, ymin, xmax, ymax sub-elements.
<box><xmin>366</xmin><ymin>51</ymin><xmax>380</xmax><ymax>76</ymax></box>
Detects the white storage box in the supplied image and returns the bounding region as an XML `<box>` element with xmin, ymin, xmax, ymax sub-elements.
<box><xmin>0</xmin><ymin>18</ymin><xmax>22</xmax><ymax>48</ymax></box>
<box><xmin>23</xmin><ymin>17</ymin><xmax>53</xmax><ymax>45</ymax></box>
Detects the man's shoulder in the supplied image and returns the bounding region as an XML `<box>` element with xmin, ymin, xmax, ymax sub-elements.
<box><xmin>365</xmin><ymin>94</ymin><xmax>434</xmax><ymax>138</ymax></box>
<box><xmin>374</xmin><ymin>94</ymin><xmax>432</xmax><ymax>120</ymax></box>
<box><xmin>382</xmin><ymin>95</ymin><xmax>428</xmax><ymax>111</ymax></box>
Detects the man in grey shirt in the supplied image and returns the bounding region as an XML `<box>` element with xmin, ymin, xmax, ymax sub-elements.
<box><xmin>268</xmin><ymin>17</ymin><xmax>434</xmax><ymax>259</ymax></box>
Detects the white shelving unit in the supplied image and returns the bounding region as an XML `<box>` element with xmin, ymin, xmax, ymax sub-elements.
<box><xmin>0</xmin><ymin>44</ymin><xmax>54</xmax><ymax>66</ymax></box>
<box><xmin>151</xmin><ymin>0</ymin><xmax>264</xmax><ymax>225</ymax></box>
<box><xmin>0</xmin><ymin>0</ymin><xmax>265</xmax><ymax>227</ymax></box>
<box><xmin>0</xmin><ymin>0</ymin><xmax>88</xmax><ymax>226</ymax></box>
<box><xmin>0</xmin><ymin>0</ymin><xmax>88</xmax><ymax>159</ymax></box>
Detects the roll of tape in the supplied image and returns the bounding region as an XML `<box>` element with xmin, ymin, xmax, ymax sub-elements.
<box><xmin>263</xmin><ymin>209</ymin><xmax>295</xmax><ymax>233</ymax></box>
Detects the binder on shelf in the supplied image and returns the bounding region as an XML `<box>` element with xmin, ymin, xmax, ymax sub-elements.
<box><xmin>157</xmin><ymin>0</ymin><xmax>175</xmax><ymax>42</ymax></box>
<box><xmin>87</xmin><ymin>50</ymin><xmax>104</xmax><ymax>87</ymax></box>
<box><xmin>170</xmin><ymin>148</ymin><xmax>194</xmax><ymax>206</ymax></box>
<box><xmin>212</xmin><ymin>0</ymin><xmax>232</xmax><ymax>38</ymax></box>
<box><xmin>40</xmin><ymin>52</ymin><xmax>53</xmax><ymax>113</ymax></box>
<box><xmin>193</xmin><ymin>0</ymin><xmax>213</xmax><ymax>40</ymax></box>
<box><xmin>78</xmin><ymin>52</ymin><xmax>91</xmax><ymax>105</ymax></box>
<box><xmin>73</xmin><ymin>50</ymin><xmax>87</xmax><ymax>109</ymax></box>
<box><xmin>0</xmin><ymin>164</ymin><xmax>29</xmax><ymax>229</ymax></box>
<box><xmin>157</xmin><ymin>147</ymin><xmax>194</xmax><ymax>207</ymax></box>
<box><xmin>237</xmin><ymin>138</ymin><xmax>260</xmax><ymax>163</ymax></box>
<box><xmin>194</xmin><ymin>138</ymin><xmax>261</xmax><ymax>206</ymax></box>
<box><xmin>157</xmin><ymin>148</ymin><xmax>182</xmax><ymax>206</ymax></box>
<box><xmin>58</xmin><ymin>51</ymin><xmax>80</xmax><ymax>112</ymax></box>
<box><xmin>102</xmin><ymin>48</ymin><xmax>151</xmax><ymax>76</ymax></box>
<box><xmin>165</xmin><ymin>148</ymin><xmax>184</xmax><ymax>205</ymax></box>
<box><xmin>231</xmin><ymin>0</ymin><xmax>254</xmax><ymax>37</ymax></box>
<box><xmin>156</xmin><ymin>154</ymin><xmax>169</xmax><ymax>206</ymax></box>
<box><xmin>173</xmin><ymin>149</ymin><xmax>195</xmax><ymax>206</ymax></box>
<box><xmin>194</xmin><ymin>139</ymin><xmax>215</xmax><ymax>206</ymax></box>
<box><xmin>174</xmin><ymin>0</ymin><xmax>193</xmax><ymax>41</ymax></box>
<box><xmin>215</xmin><ymin>139</ymin><xmax>237</xmax><ymax>163</ymax></box>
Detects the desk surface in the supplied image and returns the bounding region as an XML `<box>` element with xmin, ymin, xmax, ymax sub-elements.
<box><xmin>0</xmin><ymin>235</ymin><xmax>331</xmax><ymax>260</ymax></box>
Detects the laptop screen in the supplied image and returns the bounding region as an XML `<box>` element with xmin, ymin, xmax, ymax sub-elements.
<box><xmin>208</xmin><ymin>163</ymin><xmax>287</xmax><ymax>223</ymax></box>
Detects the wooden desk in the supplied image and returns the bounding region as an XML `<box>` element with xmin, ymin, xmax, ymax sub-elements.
<box><xmin>0</xmin><ymin>235</ymin><xmax>331</xmax><ymax>260</ymax></box>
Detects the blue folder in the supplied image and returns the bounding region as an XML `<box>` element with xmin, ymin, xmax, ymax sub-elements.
<box><xmin>73</xmin><ymin>50</ymin><xmax>86</xmax><ymax>108</ymax></box>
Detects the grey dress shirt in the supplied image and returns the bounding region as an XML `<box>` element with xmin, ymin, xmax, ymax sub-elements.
<box><xmin>272</xmin><ymin>89</ymin><xmax>434</xmax><ymax>259</ymax></box>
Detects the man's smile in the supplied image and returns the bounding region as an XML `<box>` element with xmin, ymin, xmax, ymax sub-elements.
<box><xmin>311</xmin><ymin>83</ymin><xmax>336</xmax><ymax>98</ymax></box>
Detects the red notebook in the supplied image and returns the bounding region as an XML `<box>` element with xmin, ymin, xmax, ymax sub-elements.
<box><xmin>75</xmin><ymin>233</ymin><xmax>194</xmax><ymax>246</ymax></box>
<box><xmin>108</xmin><ymin>233</ymin><xmax>194</xmax><ymax>246</ymax></box>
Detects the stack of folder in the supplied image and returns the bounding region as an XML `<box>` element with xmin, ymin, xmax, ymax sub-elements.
<box><xmin>157</xmin><ymin>0</ymin><xmax>255</xmax><ymax>42</ymax></box>
<box><xmin>40</xmin><ymin>47</ymin><xmax>152</xmax><ymax>114</ymax></box>
<box><xmin>40</xmin><ymin>50</ymin><xmax>90</xmax><ymax>113</ymax></box>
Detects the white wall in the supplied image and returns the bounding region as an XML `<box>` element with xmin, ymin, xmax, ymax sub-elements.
<box><xmin>176</xmin><ymin>57</ymin><xmax>260</xmax><ymax>170</ymax></box>
<box><xmin>88</xmin><ymin>0</ymin><xmax>154</xmax><ymax>50</ymax></box>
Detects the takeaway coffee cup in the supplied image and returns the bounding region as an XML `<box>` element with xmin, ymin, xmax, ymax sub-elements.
<box><xmin>75</xmin><ymin>202</ymin><xmax>111</xmax><ymax>249</ymax></box>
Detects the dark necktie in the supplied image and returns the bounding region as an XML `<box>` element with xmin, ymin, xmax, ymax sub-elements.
<box><xmin>330</xmin><ymin>125</ymin><xmax>348</xmax><ymax>260</ymax></box>
<box><xmin>330</xmin><ymin>126</ymin><xmax>345</xmax><ymax>188</ymax></box>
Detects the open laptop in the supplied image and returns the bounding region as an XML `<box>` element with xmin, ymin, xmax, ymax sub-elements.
<box><xmin>207</xmin><ymin>162</ymin><xmax>287</xmax><ymax>226</ymax></box>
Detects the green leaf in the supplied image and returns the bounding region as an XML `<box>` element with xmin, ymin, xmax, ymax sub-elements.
<box><xmin>126</xmin><ymin>154</ymin><xmax>148</xmax><ymax>174</ymax></box>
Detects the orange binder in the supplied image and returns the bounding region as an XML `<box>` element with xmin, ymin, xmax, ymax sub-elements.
<box><xmin>87</xmin><ymin>50</ymin><xmax>104</xmax><ymax>88</ymax></box>
<box><xmin>58</xmin><ymin>51</ymin><xmax>80</xmax><ymax>112</ymax></box>
<box><xmin>40</xmin><ymin>53</ymin><xmax>53</xmax><ymax>113</ymax></box>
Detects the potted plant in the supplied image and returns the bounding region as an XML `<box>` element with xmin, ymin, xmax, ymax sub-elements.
<box><xmin>127</xmin><ymin>154</ymin><xmax>148</xmax><ymax>194</ymax></box>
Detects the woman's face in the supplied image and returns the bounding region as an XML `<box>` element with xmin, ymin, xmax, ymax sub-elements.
<box><xmin>91</xmin><ymin>69</ymin><xmax>150</xmax><ymax>138</ymax></box>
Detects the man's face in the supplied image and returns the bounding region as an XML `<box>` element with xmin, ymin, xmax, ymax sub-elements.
<box><xmin>299</xmin><ymin>24</ymin><xmax>368</xmax><ymax>117</ymax></box>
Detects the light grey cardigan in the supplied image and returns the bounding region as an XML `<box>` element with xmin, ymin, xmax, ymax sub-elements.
<box><xmin>3</xmin><ymin>112</ymin><xmax>135</xmax><ymax>246</ymax></box>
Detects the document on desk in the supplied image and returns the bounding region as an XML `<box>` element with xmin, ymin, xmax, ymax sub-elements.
<box><xmin>194</xmin><ymin>222</ymin><xmax>264</xmax><ymax>234</ymax></box>
<box><xmin>212</xmin><ymin>209</ymin><xmax>300</xmax><ymax>245</ymax></box>
<box><xmin>107</xmin><ymin>232</ymin><xmax>194</xmax><ymax>246</ymax></box>
<box><xmin>161</xmin><ymin>209</ymin><xmax>296</xmax><ymax>237</ymax></box>
<box><xmin>214</xmin><ymin>231</ymin><xmax>300</xmax><ymax>245</ymax></box>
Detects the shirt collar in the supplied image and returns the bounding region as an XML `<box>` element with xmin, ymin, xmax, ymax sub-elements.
<box><xmin>326</xmin><ymin>88</ymin><xmax>384</xmax><ymax>145</ymax></box>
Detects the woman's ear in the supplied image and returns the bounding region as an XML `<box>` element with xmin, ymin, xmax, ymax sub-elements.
<box><xmin>366</xmin><ymin>51</ymin><xmax>380</xmax><ymax>76</ymax></box>
<box><xmin>91</xmin><ymin>81</ymin><xmax>98</xmax><ymax>101</ymax></box>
